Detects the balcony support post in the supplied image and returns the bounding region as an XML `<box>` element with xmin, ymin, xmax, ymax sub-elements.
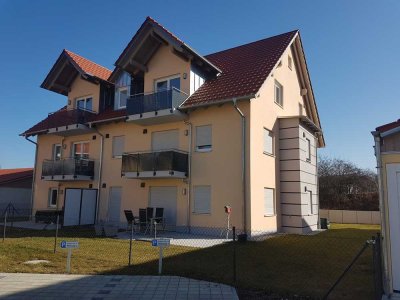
<box><xmin>25</xmin><ymin>137</ymin><xmax>37</xmax><ymax>220</ymax></box>
<box><xmin>184</xmin><ymin>121</ymin><xmax>192</xmax><ymax>233</ymax></box>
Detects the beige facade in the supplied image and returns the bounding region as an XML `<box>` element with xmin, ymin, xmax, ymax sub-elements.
<box><xmin>26</xmin><ymin>22</ymin><xmax>323</xmax><ymax>236</ymax></box>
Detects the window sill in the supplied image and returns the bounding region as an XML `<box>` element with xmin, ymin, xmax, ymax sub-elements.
<box><xmin>195</xmin><ymin>148</ymin><xmax>212</xmax><ymax>153</ymax></box>
<box><xmin>192</xmin><ymin>212</ymin><xmax>211</xmax><ymax>215</ymax></box>
<box><xmin>112</xmin><ymin>156</ymin><xmax>122</xmax><ymax>159</ymax></box>
<box><xmin>48</xmin><ymin>206</ymin><xmax>57</xmax><ymax>209</ymax></box>
<box><xmin>274</xmin><ymin>101</ymin><xmax>283</xmax><ymax>109</ymax></box>
<box><xmin>263</xmin><ymin>152</ymin><xmax>275</xmax><ymax>157</ymax></box>
<box><xmin>264</xmin><ymin>214</ymin><xmax>276</xmax><ymax>217</ymax></box>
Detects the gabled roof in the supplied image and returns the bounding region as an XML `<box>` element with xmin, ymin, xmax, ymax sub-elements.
<box><xmin>109</xmin><ymin>16</ymin><xmax>221</xmax><ymax>82</ymax></box>
<box><xmin>376</xmin><ymin>119</ymin><xmax>400</xmax><ymax>135</ymax></box>
<box><xmin>0</xmin><ymin>168</ymin><xmax>33</xmax><ymax>185</ymax></box>
<box><xmin>41</xmin><ymin>50</ymin><xmax>112</xmax><ymax>95</ymax></box>
<box><xmin>180</xmin><ymin>30</ymin><xmax>298</xmax><ymax>108</ymax></box>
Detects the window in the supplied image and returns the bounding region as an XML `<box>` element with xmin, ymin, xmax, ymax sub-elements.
<box><xmin>308</xmin><ymin>190</ymin><xmax>314</xmax><ymax>215</ymax></box>
<box><xmin>53</xmin><ymin>144</ymin><xmax>62</xmax><ymax>161</ymax></box>
<box><xmin>263</xmin><ymin>128</ymin><xmax>273</xmax><ymax>155</ymax></box>
<box><xmin>155</xmin><ymin>75</ymin><xmax>181</xmax><ymax>92</ymax></box>
<box><xmin>193</xmin><ymin>186</ymin><xmax>211</xmax><ymax>214</ymax></box>
<box><xmin>288</xmin><ymin>55</ymin><xmax>293</xmax><ymax>70</ymax></box>
<box><xmin>196</xmin><ymin>125</ymin><xmax>212</xmax><ymax>152</ymax></box>
<box><xmin>73</xmin><ymin>142</ymin><xmax>89</xmax><ymax>159</ymax></box>
<box><xmin>76</xmin><ymin>96</ymin><xmax>93</xmax><ymax>111</ymax></box>
<box><xmin>112</xmin><ymin>136</ymin><xmax>125</xmax><ymax>158</ymax></box>
<box><xmin>264</xmin><ymin>188</ymin><xmax>275</xmax><ymax>216</ymax></box>
<box><xmin>115</xmin><ymin>72</ymin><xmax>131</xmax><ymax>109</ymax></box>
<box><xmin>190</xmin><ymin>68</ymin><xmax>205</xmax><ymax>95</ymax></box>
<box><xmin>49</xmin><ymin>188</ymin><xmax>58</xmax><ymax>207</ymax></box>
<box><xmin>274</xmin><ymin>80</ymin><xmax>283</xmax><ymax>107</ymax></box>
<box><xmin>306</xmin><ymin>138</ymin><xmax>311</xmax><ymax>162</ymax></box>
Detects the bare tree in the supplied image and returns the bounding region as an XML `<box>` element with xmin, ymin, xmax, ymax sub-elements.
<box><xmin>318</xmin><ymin>156</ymin><xmax>379</xmax><ymax>211</ymax></box>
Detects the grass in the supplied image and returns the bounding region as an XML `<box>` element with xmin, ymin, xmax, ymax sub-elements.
<box><xmin>0</xmin><ymin>223</ymin><xmax>380</xmax><ymax>299</ymax></box>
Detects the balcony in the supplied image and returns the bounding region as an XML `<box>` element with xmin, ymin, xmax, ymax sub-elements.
<box><xmin>121</xmin><ymin>150</ymin><xmax>188</xmax><ymax>179</ymax></box>
<box><xmin>41</xmin><ymin>158</ymin><xmax>95</xmax><ymax>181</ymax></box>
<box><xmin>46</xmin><ymin>108</ymin><xmax>95</xmax><ymax>136</ymax></box>
<box><xmin>126</xmin><ymin>88</ymin><xmax>188</xmax><ymax>125</ymax></box>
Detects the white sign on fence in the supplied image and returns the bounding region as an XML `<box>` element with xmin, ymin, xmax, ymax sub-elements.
<box><xmin>151</xmin><ymin>238</ymin><xmax>171</xmax><ymax>274</ymax></box>
<box><xmin>60</xmin><ymin>240</ymin><xmax>79</xmax><ymax>273</ymax></box>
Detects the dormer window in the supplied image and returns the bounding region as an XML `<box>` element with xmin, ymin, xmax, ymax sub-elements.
<box><xmin>155</xmin><ymin>75</ymin><xmax>180</xmax><ymax>92</ymax></box>
<box><xmin>76</xmin><ymin>96</ymin><xmax>93</xmax><ymax>111</ymax></box>
<box><xmin>115</xmin><ymin>72</ymin><xmax>131</xmax><ymax>109</ymax></box>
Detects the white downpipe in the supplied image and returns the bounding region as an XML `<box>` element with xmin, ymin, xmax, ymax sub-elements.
<box><xmin>232</xmin><ymin>99</ymin><xmax>247</xmax><ymax>234</ymax></box>
<box><xmin>184</xmin><ymin>121</ymin><xmax>192</xmax><ymax>233</ymax></box>
<box><xmin>373</xmin><ymin>133</ymin><xmax>391</xmax><ymax>295</ymax></box>
<box><xmin>92</xmin><ymin>127</ymin><xmax>104</xmax><ymax>223</ymax></box>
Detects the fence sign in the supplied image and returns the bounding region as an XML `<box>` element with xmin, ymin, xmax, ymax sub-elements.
<box><xmin>60</xmin><ymin>241</ymin><xmax>79</xmax><ymax>249</ymax></box>
<box><xmin>152</xmin><ymin>238</ymin><xmax>171</xmax><ymax>274</ymax></box>
<box><xmin>60</xmin><ymin>240</ymin><xmax>79</xmax><ymax>273</ymax></box>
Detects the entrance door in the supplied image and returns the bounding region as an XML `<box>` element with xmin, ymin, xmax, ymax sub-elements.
<box><xmin>152</xmin><ymin>130</ymin><xmax>179</xmax><ymax>151</ymax></box>
<box><xmin>63</xmin><ymin>188</ymin><xmax>97</xmax><ymax>226</ymax></box>
<box><xmin>108</xmin><ymin>187</ymin><xmax>122</xmax><ymax>226</ymax></box>
<box><xmin>149</xmin><ymin>186</ymin><xmax>177</xmax><ymax>230</ymax></box>
<box><xmin>387</xmin><ymin>163</ymin><xmax>400</xmax><ymax>291</ymax></box>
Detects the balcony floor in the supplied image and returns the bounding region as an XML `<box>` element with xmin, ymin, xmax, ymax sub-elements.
<box><xmin>41</xmin><ymin>175</ymin><xmax>93</xmax><ymax>181</ymax></box>
<box><xmin>127</xmin><ymin>109</ymin><xmax>186</xmax><ymax>125</ymax></box>
<box><xmin>47</xmin><ymin>124</ymin><xmax>94</xmax><ymax>136</ymax></box>
<box><xmin>122</xmin><ymin>171</ymin><xmax>187</xmax><ymax>179</ymax></box>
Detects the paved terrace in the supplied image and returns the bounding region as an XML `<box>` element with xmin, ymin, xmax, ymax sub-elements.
<box><xmin>0</xmin><ymin>273</ymin><xmax>239</xmax><ymax>300</ymax></box>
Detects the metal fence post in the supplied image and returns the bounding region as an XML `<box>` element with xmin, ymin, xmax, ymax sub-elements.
<box><xmin>233</xmin><ymin>226</ymin><xmax>237</xmax><ymax>284</ymax></box>
<box><xmin>54</xmin><ymin>214</ymin><xmax>60</xmax><ymax>253</ymax></box>
<box><xmin>373</xmin><ymin>233</ymin><xmax>383</xmax><ymax>300</ymax></box>
<box><xmin>128</xmin><ymin>223</ymin><xmax>134</xmax><ymax>266</ymax></box>
<box><xmin>2</xmin><ymin>211</ymin><xmax>7</xmax><ymax>242</ymax></box>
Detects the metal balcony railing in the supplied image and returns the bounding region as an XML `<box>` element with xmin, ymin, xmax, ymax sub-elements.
<box><xmin>121</xmin><ymin>150</ymin><xmax>188</xmax><ymax>177</ymax></box>
<box><xmin>126</xmin><ymin>88</ymin><xmax>188</xmax><ymax>116</ymax></box>
<box><xmin>46</xmin><ymin>108</ymin><xmax>96</xmax><ymax>130</ymax></box>
<box><xmin>41</xmin><ymin>158</ymin><xmax>95</xmax><ymax>178</ymax></box>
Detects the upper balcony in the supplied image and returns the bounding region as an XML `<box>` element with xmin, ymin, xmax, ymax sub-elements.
<box><xmin>121</xmin><ymin>150</ymin><xmax>188</xmax><ymax>179</ymax></box>
<box><xmin>41</xmin><ymin>158</ymin><xmax>95</xmax><ymax>181</ymax></box>
<box><xmin>46</xmin><ymin>108</ymin><xmax>96</xmax><ymax>136</ymax></box>
<box><xmin>126</xmin><ymin>88</ymin><xmax>188</xmax><ymax>125</ymax></box>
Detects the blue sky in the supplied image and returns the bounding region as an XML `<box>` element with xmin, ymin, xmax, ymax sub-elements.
<box><xmin>0</xmin><ymin>0</ymin><xmax>399</xmax><ymax>170</ymax></box>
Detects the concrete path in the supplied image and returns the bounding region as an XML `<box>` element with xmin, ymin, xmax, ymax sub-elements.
<box><xmin>0</xmin><ymin>273</ymin><xmax>239</xmax><ymax>300</ymax></box>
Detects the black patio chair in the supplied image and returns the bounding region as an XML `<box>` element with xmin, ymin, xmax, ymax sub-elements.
<box><xmin>138</xmin><ymin>208</ymin><xmax>149</xmax><ymax>233</ymax></box>
<box><xmin>153</xmin><ymin>207</ymin><xmax>165</xmax><ymax>231</ymax></box>
<box><xmin>145</xmin><ymin>207</ymin><xmax>154</xmax><ymax>235</ymax></box>
<box><xmin>124</xmin><ymin>210</ymin><xmax>138</xmax><ymax>232</ymax></box>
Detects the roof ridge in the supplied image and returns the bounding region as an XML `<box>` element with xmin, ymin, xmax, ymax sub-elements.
<box><xmin>205</xmin><ymin>30</ymin><xmax>298</xmax><ymax>58</ymax></box>
<box><xmin>64</xmin><ymin>49</ymin><xmax>113</xmax><ymax>73</ymax></box>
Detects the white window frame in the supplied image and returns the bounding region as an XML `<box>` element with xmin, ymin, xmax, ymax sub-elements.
<box><xmin>306</xmin><ymin>138</ymin><xmax>311</xmax><ymax>162</ymax></box>
<box><xmin>274</xmin><ymin>80</ymin><xmax>283</xmax><ymax>107</ymax></box>
<box><xmin>76</xmin><ymin>96</ymin><xmax>93</xmax><ymax>111</ymax></box>
<box><xmin>264</xmin><ymin>188</ymin><xmax>276</xmax><ymax>217</ymax></box>
<box><xmin>116</xmin><ymin>86</ymin><xmax>129</xmax><ymax>109</ymax></box>
<box><xmin>49</xmin><ymin>188</ymin><xmax>58</xmax><ymax>208</ymax></box>
<box><xmin>53</xmin><ymin>144</ymin><xmax>62</xmax><ymax>161</ymax></box>
<box><xmin>263</xmin><ymin>128</ymin><xmax>274</xmax><ymax>156</ymax></box>
<box><xmin>154</xmin><ymin>75</ymin><xmax>181</xmax><ymax>92</ymax></box>
<box><xmin>309</xmin><ymin>190</ymin><xmax>314</xmax><ymax>215</ymax></box>
<box><xmin>112</xmin><ymin>136</ymin><xmax>125</xmax><ymax>158</ymax></box>
<box><xmin>288</xmin><ymin>55</ymin><xmax>293</xmax><ymax>70</ymax></box>
<box><xmin>195</xmin><ymin>125</ymin><xmax>212</xmax><ymax>152</ymax></box>
<box><xmin>72</xmin><ymin>141</ymin><xmax>90</xmax><ymax>159</ymax></box>
<box><xmin>193</xmin><ymin>185</ymin><xmax>211</xmax><ymax>214</ymax></box>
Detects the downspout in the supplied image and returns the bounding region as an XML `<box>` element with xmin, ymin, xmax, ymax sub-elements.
<box><xmin>184</xmin><ymin>121</ymin><xmax>192</xmax><ymax>233</ymax></box>
<box><xmin>373</xmin><ymin>132</ymin><xmax>391</xmax><ymax>295</ymax></box>
<box><xmin>56</xmin><ymin>137</ymin><xmax>66</xmax><ymax>212</ymax></box>
<box><xmin>25</xmin><ymin>136</ymin><xmax>37</xmax><ymax>220</ymax></box>
<box><xmin>90</xmin><ymin>125</ymin><xmax>104</xmax><ymax>223</ymax></box>
<box><xmin>232</xmin><ymin>99</ymin><xmax>247</xmax><ymax>234</ymax></box>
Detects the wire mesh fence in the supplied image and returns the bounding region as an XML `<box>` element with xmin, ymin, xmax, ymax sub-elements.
<box><xmin>0</xmin><ymin>217</ymin><xmax>382</xmax><ymax>300</ymax></box>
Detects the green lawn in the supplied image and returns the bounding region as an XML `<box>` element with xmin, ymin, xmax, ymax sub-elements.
<box><xmin>0</xmin><ymin>223</ymin><xmax>380</xmax><ymax>299</ymax></box>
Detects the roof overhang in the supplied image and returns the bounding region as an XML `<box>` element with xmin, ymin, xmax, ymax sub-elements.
<box><xmin>109</xmin><ymin>17</ymin><xmax>221</xmax><ymax>82</ymax></box>
<box><xmin>278</xmin><ymin>115</ymin><xmax>322</xmax><ymax>135</ymax></box>
<box><xmin>40</xmin><ymin>50</ymin><xmax>108</xmax><ymax>96</ymax></box>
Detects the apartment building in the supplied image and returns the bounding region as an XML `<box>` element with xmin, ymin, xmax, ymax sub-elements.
<box><xmin>22</xmin><ymin>17</ymin><xmax>324</xmax><ymax>235</ymax></box>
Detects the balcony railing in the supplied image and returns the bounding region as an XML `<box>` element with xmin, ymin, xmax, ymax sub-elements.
<box><xmin>41</xmin><ymin>158</ymin><xmax>95</xmax><ymax>181</ymax></box>
<box><xmin>121</xmin><ymin>150</ymin><xmax>188</xmax><ymax>179</ymax></box>
<box><xmin>126</xmin><ymin>88</ymin><xmax>188</xmax><ymax>124</ymax></box>
<box><xmin>46</xmin><ymin>108</ymin><xmax>96</xmax><ymax>135</ymax></box>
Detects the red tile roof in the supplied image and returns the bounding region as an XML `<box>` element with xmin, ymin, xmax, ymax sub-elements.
<box><xmin>376</xmin><ymin>120</ymin><xmax>400</xmax><ymax>133</ymax></box>
<box><xmin>181</xmin><ymin>30</ymin><xmax>298</xmax><ymax>108</ymax></box>
<box><xmin>0</xmin><ymin>168</ymin><xmax>33</xmax><ymax>185</ymax></box>
<box><xmin>64</xmin><ymin>50</ymin><xmax>112</xmax><ymax>81</ymax></box>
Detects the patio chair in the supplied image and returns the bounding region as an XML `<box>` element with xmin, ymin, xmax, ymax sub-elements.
<box><xmin>153</xmin><ymin>208</ymin><xmax>166</xmax><ymax>231</ymax></box>
<box><xmin>145</xmin><ymin>207</ymin><xmax>154</xmax><ymax>235</ymax></box>
<box><xmin>124</xmin><ymin>210</ymin><xmax>138</xmax><ymax>232</ymax></box>
<box><xmin>138</xmin><ymin>208</ymin><xmax>149</xmax><ymax>233</ymax></box>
